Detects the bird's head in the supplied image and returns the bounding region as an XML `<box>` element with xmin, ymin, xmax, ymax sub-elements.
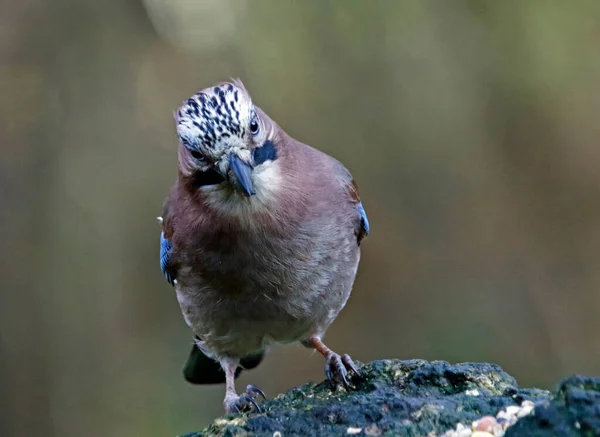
<box><xmin>175</xmin><ymin>79</ymin><xmax>278</xmax><ymax>200</ymax></box>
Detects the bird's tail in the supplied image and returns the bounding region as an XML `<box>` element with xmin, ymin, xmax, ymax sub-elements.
<box><xmin>182</xmin><ymin>339</ymin><xmax>264</xmax><ymax>385</ymax></box>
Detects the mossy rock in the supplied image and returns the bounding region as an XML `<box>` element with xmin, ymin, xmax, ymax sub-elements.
<box><xmin>181</xmin><ymin>359</ymin><xmax>600</xmax><ymax>437</ymax></box>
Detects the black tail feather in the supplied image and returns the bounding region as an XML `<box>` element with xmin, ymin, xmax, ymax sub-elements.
<box><xmin>182</xmin><ymin>338</ymin><xmax>264</xmax><ymax>385</ymax></box>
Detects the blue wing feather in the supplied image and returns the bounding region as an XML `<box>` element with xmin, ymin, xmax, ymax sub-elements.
<box><xmin>160</xmin><ymin>231</ymin><xmax>175</xmax><ymax>285</ymax></box>
<box><xmin>357</xmin><ymin>202</ymin><xmax>370</xmax><ymax>243</ymax></box>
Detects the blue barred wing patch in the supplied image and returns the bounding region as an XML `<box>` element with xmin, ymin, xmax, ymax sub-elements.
<box><xmin>160</xmin><ymin>231</ymin><xmax>175</xmax><ymax>286</ymax></box>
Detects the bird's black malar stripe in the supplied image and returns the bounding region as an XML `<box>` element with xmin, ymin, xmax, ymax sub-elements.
<box><xmin>253</xmin><ymin>140</ymin><xmax>278</xmax><ymax>165</ymax></box>
<box><xmin>192</xmin><ymin>168</ymin><xmax>225</xmax><ymax>188</ymax></box>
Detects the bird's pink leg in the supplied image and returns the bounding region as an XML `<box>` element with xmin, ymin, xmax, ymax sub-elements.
<box><xmin>305</xmin><ymin>336</ymin><xmax>361</xmax><ymax>389</ymax></box>
<box><xmin>222</xmin><ymin>359</ymin><xmax>265</xmax><ymax>414</ymax></box>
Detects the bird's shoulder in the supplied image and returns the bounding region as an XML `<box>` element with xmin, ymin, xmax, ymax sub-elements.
<box><xmin>297</xmin><ymin>144</ymin><xmax>370</xmax><ymax>243</ymax></box>
<box><xmin>159</xmin><ymin>179</ymin><xmax>210</xmax><ymax>285</ymax></box>
<box><xmin>159</xmin><ymin>183</ymin><xmax>181</xmax><ymax>286</ymax></box>
<box><xmin>330</xmin><ymin>157</ymin><xmax>370</xmax><ymax>243</ymax></box>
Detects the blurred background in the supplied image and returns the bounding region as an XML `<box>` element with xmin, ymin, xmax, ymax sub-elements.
<box><xmin>2</xmin><ymin>0</ymin><xmax>600</xmax><ymax>436</ymax></box>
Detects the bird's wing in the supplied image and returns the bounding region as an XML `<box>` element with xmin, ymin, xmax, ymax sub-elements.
<box><xmin>335</xmin><ymin>162</ymin><xmax>370</xmax><ymax>244</ymax></box>
<box><xmin>159</xmin><ymin>198</ymin><xmax>177</xmax><ymax>286</ymax></box>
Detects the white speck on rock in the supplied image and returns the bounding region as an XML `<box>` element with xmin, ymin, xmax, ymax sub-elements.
<box><xmin>347</xmin><ymin>427</ymin><xmax>363</xmax><ymax>435</ymax></box>
<box><xmin>441</xmin><ymin>399</ymin><xmax>538</xmax><ymax>437</ymax></box>
<box><xmin>505</xmin><ymin>405</ymin><xmax>520</xmax><ymax>416</ymax></box>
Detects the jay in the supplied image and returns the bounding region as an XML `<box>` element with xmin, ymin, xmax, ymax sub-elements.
<box><xmin>159</xmin><ymin>79</ymin><xmax>369</xmax><ymax>413</ymax></box>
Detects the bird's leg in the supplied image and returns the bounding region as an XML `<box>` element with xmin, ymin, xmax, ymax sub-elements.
<box><xmin>304</xmin><ymin>336</ymin><xmax>361</xmax><ymax>389</ymax></box>
<box><xmin>222</xmin><ymin>358</ymin><xmax>266</xmax><ymax>414</ymax></box>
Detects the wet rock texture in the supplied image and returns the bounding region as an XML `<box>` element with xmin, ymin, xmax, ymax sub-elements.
<box><xmin>181</xmin><ymin>359</ymin><xmax>600</xmax><ymax>437</ymax></box>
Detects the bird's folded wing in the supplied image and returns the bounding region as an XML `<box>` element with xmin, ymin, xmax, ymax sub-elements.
<box><xmin>159</xmin><ymin>198</ymin><xmax>177</xmax><ymax>286</ymax></box>
<box><xmin>336</xmin><ymin>163</ymin><xmax>370</xmax><ymax>244</ymax></box>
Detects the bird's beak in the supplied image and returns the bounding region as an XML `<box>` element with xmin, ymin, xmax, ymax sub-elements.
<box><xmin>228</xmin><ymin>155</ymin><xmax>255</xmax><ymax>197</ymax></box>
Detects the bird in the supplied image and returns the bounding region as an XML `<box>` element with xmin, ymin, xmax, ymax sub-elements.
<box><xmin>159</xmin><ymin>79</ymin><xmax>370</xmax><ymax>414</ymax></box>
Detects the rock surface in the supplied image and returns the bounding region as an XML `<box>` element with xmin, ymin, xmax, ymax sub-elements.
<box><xmin>506</xmin><ymin>375</ymin><xmax>600</xmax><ymax>437</ymax></box>
<box><xmin>181</xmin><ymin>359</ymin><xmax>600</xmax><ymax>437</ymax></box>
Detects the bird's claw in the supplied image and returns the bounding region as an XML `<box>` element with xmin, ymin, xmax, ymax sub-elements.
<box><xmin>238</xmin><ymin>393</ymin><xmax>261</xmax><ymax>412</ymax></box>
<box><xmin>224</xmin><ymin>385</ymin><xmax>266</xmax><ymax>414</ymax></box>
<box><xmin>342</xmin><ymin>354</ymin><xmax>361</xmax><ymax>377</ymax></box>
<box><xmin>325</xmin><ymin>353</ymin><xmax>360</xmax><ymax>389</ymax></box>
<box><xmin>246</xmin><ymin>384</ymin><xmax>266</xmax><ymax>400</ymax></box>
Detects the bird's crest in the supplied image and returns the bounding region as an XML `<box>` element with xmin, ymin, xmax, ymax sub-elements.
<box><xmin>175</xmin><ymin>79</ymin><xmax>255</xmax><ymax>176</ymax></box>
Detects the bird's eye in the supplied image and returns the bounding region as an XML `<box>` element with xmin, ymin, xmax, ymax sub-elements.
<box><xmin>250</xmin><ymin>113</ymin><xmax>260</xmax><ymax>136</ymax></box>
<box><xmin>190</xmin><ymin>150</ymin><xmax>205</xmax><ymax>161</ymax></box>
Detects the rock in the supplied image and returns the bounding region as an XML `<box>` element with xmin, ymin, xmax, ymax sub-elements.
<box><xmin>180</xmin><ymin>359</ymin><xmax>600</xmax><ymax>437</ymax></box>
<box><xmin>506</xmin><ymin>375</ymin><xmax>600</xmax><ymax>437</ymax></box>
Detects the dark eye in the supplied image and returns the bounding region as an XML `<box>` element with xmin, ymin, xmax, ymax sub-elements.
<box><xmin>190</xmin><ymin>150</ymin><xmax>205</xmax><ymax>161</ymax></box>
<box><xmin>250</xmin><ymin>113</ymin><xmax>260</xmax><ymax>136</ymax></box>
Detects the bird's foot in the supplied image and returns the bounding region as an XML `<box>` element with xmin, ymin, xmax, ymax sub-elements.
<box><xmin>224</xmin><ymin>384</ymin><xmax>266</xmax><ymax>414</ymax></box>
<box><xmin>324</xmin><ymin>353</ymin><xmax>361</xmax><ymax>389</ymax></box>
